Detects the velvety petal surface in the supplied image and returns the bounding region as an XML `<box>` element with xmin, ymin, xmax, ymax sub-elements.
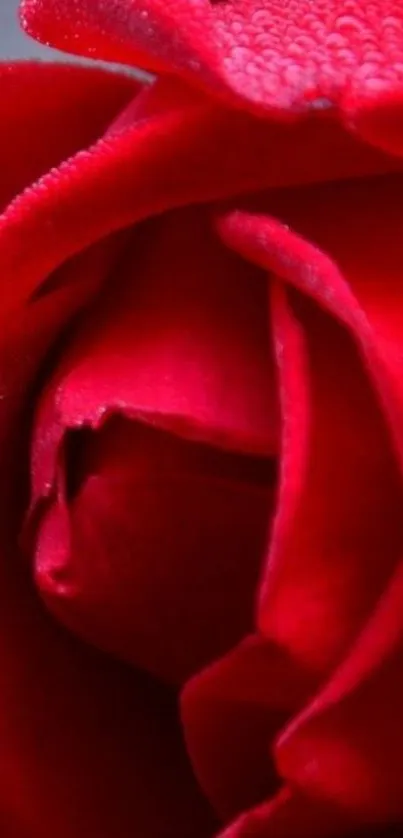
<box><xmin>0</xmin><ymin>61</ymin><xmax>138</xmax><ymax>213</ymax></box>
<box><xmin>0</xmin><ymin>74</ymin><xmax>397</xmax><ymax>327</ymax></box>
<box><xmin>182</xmin><ymin>635</ymin><xmax>317</xmax><ymax>819</ymax></box>
<box><xmin>32</xmin><ymin>207</ymin><xmax>279</xmax><ymax>458</ymax></box>
<box><xmin>198</xmin><ymin>261</ymin><xmax>403</xmax><ymax>683</ymax></box>
<box><xmin>21</xmin><ymin>0</ymin><xmax>403</xmax><ymax>126</ymax></box>
<box><xmin>265</xmin><ymin>282</ymin><xmax>403</xmax><ymax>673</ymax></box>
<box><xmin>28</xmin><ymin>206</ymin><xmax>277</xmax><ymax>682</ymax></box>
<box><xmin>214</xmin><ymin>172</ymin><xmax>403</xmax><ymax>824</ymax></box>
<box><xmin>3</xmin><ymin>19</ymin><xmax>403</xmax><ymax>838</ymax></box>
<box><xmin>0</xmin><ymin>236</ymin><xmax>121</xmax><ymax>514</ymax></box>
<box><xmin>34</xmin><ymin>420</ymin><xmax>274</xmax><ymax>684</ymax></box>
<box><xmin>275</xmin><ymin>559</ymin><xmax>403</xmax><ymax>822</ymax></box>
<box><xmin>216</xmin><ymin>174</ymin><xmax>403</xmax><ymax>467</ymax></box>
<box><xmin>182</xmin><ymin>269</ymin><xmax>403</xmax><ymax>828</ymax></box>
<box><xmin>217</xmin><ymin>786</ymin><xmax>358</xmax><ymax>838</ymax></box>
<box><xmin>0</xmin><ymin>267</ymin><xmax>215</xmax><ymax>837</ymax></box>
<box><xmin>0</xmin><ymin>564</ymin><xmax>215</xmax><ymax>838</ymax></box>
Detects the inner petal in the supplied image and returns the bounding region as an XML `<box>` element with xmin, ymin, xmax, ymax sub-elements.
<box><xmin>33</xmin><ymin>417</ymin><xmax>274</xmax><ymax>684</ymax></box>
<box><xmin>57</xmin><ymin>206</ymin><xmax>279</xmax><ymax>454</ymax></box>
<box><xmin>28</xmin><ymin>206</ymin><xmax>277</xmax><ymax>683</ymax></box>
<box><xmin>30</xmin><ymin>204</ymin><xmax>278</xmax><ymax>509</ymax></box>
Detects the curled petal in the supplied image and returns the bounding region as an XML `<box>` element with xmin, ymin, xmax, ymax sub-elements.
<box><xmin>276</xmin><ymin>559</ymin><xmax>403</xmax><ymax>822</ymax></box>
<box><xmin>215</xmin><ymin>201</ymin><xmax>403</xmax><ymax>676</ymax></box>
<box><xmin>214</xmin><ymin>174</ymin><xmax>403</xmax><ymax>824</ymax></box>
<box><xmin>0</xmin><ymin>74</ymin><xmax>396</xmax><ymax>327</ymax></box>
<box><xmin>21</xmin><ymin>0</ymin><xmax>403</xmax><ymax>129</ymax></box>
<box><xmin>182</xmin><ymin>635</ymin><xmax>316</xmax><ymax>818</ymax></box>
<box><xmin>29</xmin><ymin>206</ymin><xmax>277</xmax><ymax>682</ymax></box>
<box><xmin>33</xmin><ymin>421</ymin><xmax>274</xmax><ymax>683</ymax></box>
<box><xmin>0</xmin><ymin>60</ymin><xmax>137</xmax><ymax>214</ymax></box>
<box><xmin>217</xmin><ymin>785</ymin><xmax>356</xmax><ymax>838</ymax></box>
<box><xmin>0</xmin><ymin>284</ymin><xmax>214</xmax><ymax>838</ymax></box>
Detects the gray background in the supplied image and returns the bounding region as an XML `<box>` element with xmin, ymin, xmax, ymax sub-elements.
<box><xmin>0</xmin><ymin>0</ymin><xmax>65</xmax><ymax>59</ymax></box>
<box><xmin>0</xmin><ymin>0</ymin><xmax>148</xmax><ymax>81</ymax></box>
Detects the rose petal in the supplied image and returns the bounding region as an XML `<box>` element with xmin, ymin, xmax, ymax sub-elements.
<box><xmin>29</xmin><ymin>205</ymin><xmax>277</xmax><ymax>680</ymax></box>
<box><xmin>0</xmin><ymin>289</ymin><xmax>215</xmax><ymax>837</ymax></box>
<box><xmin>34</xmin><ymin>418</ymin><xmax>274</xmax><ymax>683</ymax></box>
<box><xmin>276</xmin><ymin>558</ymin><xmax>403</xmax><ymax>822</ymax></box>
<box><xmin>0</xmin><ymin>563</ymin><xmax>215</xmax><ymax>837</ymax></box>
<box><xmin>216</xmin><ymin>174</ymin><xmax>403</xmax><ymax>464</ymax></box>
<box><xmin>20</xmin><ymin>0</ymin><xmax>403</xmax><ymax>123</ymax></box>
<box><xmin>32</xmin><ymin>206</ymin><xmax>278</xmax><ymax>467</ymax></box>
<box><xmin>181</xmin><ymin>635</ymin><xmax>316</xmax><ymax>819</ymax></box>
<box><xmin>218</xmin><ymin>786</ymin><xmax>357</xmax><ymax>838</ymax></box>
<box><xmin>215</xmin><ymin>210</ymin><xmax>403</xmax><ymax>675</ymax></box>
<box><xmin>214</xmin><ymin>176</ymin><xmax>403</xmax><ymax>825</ymax></box>
<box><xmin>0</xmin><ymin>75</ymin><xmax>396</xmax><ymax>327</ymax></box>
<box><xmin>0</xmin><ymin>238</ymin><xmax>118</xmax><ymax>509</ymax></box>
<box><xmin>0</xmin><ymin>61</ymin><xmax>137</xmax><ymax>213</ymax></box>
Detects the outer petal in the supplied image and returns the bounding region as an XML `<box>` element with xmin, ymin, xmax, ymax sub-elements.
<box><xmin>0</xmin><ymin>238</ymin><xmax>120</xmax><ymax>507</ymax></box>
<box><xmin>0</xmin><ymin>74</ymin><xmax>396</xmax><ymax>326</ymax></box>
<box><xmin>21</xmin><ymin>0</ymin><xmax>403</xmax><ymax>128</ymax></box>
<box><xmin>215</xmin><ymin>175</ymin><xmax>403</xmax><ymax>467</ymax></box>
<box><xmin>215</xmin><ymin>207</ymin><xmax>403</xmax><ymax>677</ymax></box>
<box><xmin>0</xmin><ymin>568</ymin><xmax>215</xmax><ymax>838</ymax></box>
<box><xmin>0</xmin><ymin>61</ymin><xmax>138</xmax><ymax>213</ymax></box>
<box><xmin>276</xmin><ymin>559</ymin><xmax>403</xmax><ymax>822</ymax></box>
<box><xmin>217</xmin><ymin>786</ymin><xmax>358</xmax><ymax>838</ymax></box>
<box><xmin>182</xmin><ymin>635</ymin><xmax>317</xmax><ymax>819</ymax></box>
<box><xmin>214</xmin><ymin>174</ymin><xmax>403</xmax><ymax>824</ymax></box>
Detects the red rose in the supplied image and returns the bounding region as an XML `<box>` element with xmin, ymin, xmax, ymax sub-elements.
<box><xmin>0</xmin><ymin>0</ymin><xmax>402</xmax><ymax>835</ymax></box>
